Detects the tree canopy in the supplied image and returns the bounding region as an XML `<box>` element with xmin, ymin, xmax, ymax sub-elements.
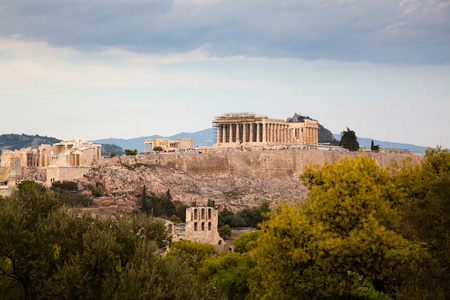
<box><xmin>247</xmin><ymin>156</ymin><xmax>430</xmax><ymax>299</ymax></box>
<box><xmin>0</xmin><ymin>186</ymin><xmax>208</xmax><ymax>299</ymax></box>
<box><xmin>339</xmin><ymin>127</ymin><xmax>359</xmax><ymax>151</ymax></box>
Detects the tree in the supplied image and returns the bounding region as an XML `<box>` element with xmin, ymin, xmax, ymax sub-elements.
<box><xmin>247</xmin><ymin>156</ymin><xmax>426</xmax><ymax>299</ymax></box>
<box><xmin>16</xmin><ymin>180</ymin><xmax>45</xmax><ymax>194</ymax></box>
<box><xmin>170</xmin><ymin>215</ymin><xmax>182</xmax><ymax>223</ymax></box>
<box><xmin>371</xmin><ymin>140</ymin><xmax>380</xmax><ymax>152</ymax></box>
<box><xmin>153</xmin><ymin>146</ymin><xmax>163</xmax><ymax>152</ymax></box>
<box><xmin>0</xmin><ymin>186</ymin><xmax>198</xmax><ymax>299</ymax></box>
<box><xmin>339</xmin><ymin>127</ymin><xmax>359</xmax><ymax>151</ymax></box>
<box><xmin>198</xmin><ymin>252</ymin><xmax>250</xmax><ymax>300</ymax></box>
<box><xmin>124</xmin><ymin>149</ymin><xmax>138</xmax><ymax>156</ymax></box>
<box><xmin>394</xmin><ymin>146</ymin><xmax>450</xmax><ymax>298</ymax></box>
<box><xmin>109</xmin><ymin>152</ymin><xmax>116</xmax><ymax>158</ymax></box>
<box><xmin>167</xmin><ymin>240</ymin><xmax>217</xmax><ymax>272</ymax></box>
<box><xmin>233</xmin><ymin>230</ymin><xmax>260</xmax><ymax>254</ymax></box>
<box><xmin>219</xmin><ymin>225</ymin><xmax>232</xmax><ymax>239</ymax></box>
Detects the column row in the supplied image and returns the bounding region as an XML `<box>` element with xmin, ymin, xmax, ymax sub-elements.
<box><xmin>217</xmin><ymin>122</ymin><xmax>297</xmax><ymax>144</ymax></box>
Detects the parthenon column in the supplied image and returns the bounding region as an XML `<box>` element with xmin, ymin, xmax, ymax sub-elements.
<box><xmin>263</xmin><ymin>123</ymin><xmax>267</xmax><ymax>143</ymax></box>
<box><xmin>222</xmin><ymin>125</ymin><xmax>226</xmax><ymax>143</ymax></box>
<box><xmin>236</xmin><ymin>123</ymin><xmax>240</xmax><ymax>143</ymax></box>
<box><xmin>256</xmin><ymin>123</ymin><xmax>260</xmax><ymax>143</ymax></box>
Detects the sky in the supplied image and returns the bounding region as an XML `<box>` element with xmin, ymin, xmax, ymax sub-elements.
<box><xmin>0</xmin><ymin>0</ymin><xmax>449</xmax><ymax>148</ymax></box>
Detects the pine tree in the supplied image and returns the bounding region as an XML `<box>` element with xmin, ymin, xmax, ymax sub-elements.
<box><xmin>339</xmin><ymin>127</ymin><xmax>359</xmax><ymax>151</ymax></box>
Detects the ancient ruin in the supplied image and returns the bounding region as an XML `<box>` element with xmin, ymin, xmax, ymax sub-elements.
<box><xmin>0</xmin><ymin>139</ymin><xmax>102</xmax><ymax>193</ymax></box>
<box><xmin>167</xmin><ymin>207</ymin><xmax>225</xmax><ymax>251</ymax></box>
<box><xmin>213</xmin><ymin>113</ymin><xmax>319</xmax><ymax>146</ymax></box>
<box><xmin>144</xmin><ymin>136</ymin><xmax>193</xmax><ymax>152</ymax></box>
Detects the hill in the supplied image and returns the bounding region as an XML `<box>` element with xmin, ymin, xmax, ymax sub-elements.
<box><xmin>0</xmin><ymin>134</ymin><xmax>124</xmax><ymax>156</ymax></box>
<box><xmin>0</xmin><ymin>134</ymin><xmax>61</xmax><ymax>155</ymax></box>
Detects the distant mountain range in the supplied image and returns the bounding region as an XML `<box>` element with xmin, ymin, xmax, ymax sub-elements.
<box><xmin>92</xmin><ymin>128</ymin><xmax>429</xmax><ymax>154</ymax></box>
<box><xmin>92</xmin><ymin>128</ymin><xmax>215</xmax><ymax>153</ymax></box>
<box><xmin>0</xmin><ymin>130</ymin><xmax>430</xmax><ymax>157</ymax></box>
<box><xmin>333</xmin><ymin>134</ymin><xmax>428</xmax><ymax>154</ymax></box>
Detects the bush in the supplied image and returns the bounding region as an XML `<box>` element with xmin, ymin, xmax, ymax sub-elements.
<box><xmin>91</xmin><ymin>188</ymin><xmax>102</xmax><ymax>197</ymax></box>
<box><xmin>170</xmin><ymin>215</ymin><xmax>182</xmax><ymax>223</ymax></box>
<box><xmin>51</xmin><ymin>180</ymin><xmax>78</xmax><ymax>191</ymax></box>
<box><xmin>124</xmin><ymin>149</ymin><xmax>138</xmax><ymax>156</ymax></box>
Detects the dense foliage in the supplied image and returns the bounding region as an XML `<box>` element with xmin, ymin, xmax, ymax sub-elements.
<box><xmin>218</xmin><ymin>202</ymin><xmax>270</xmax><ymax>228</ymax></box>
<box><xmin>0</xmin><ymin>187</ymin><xmax>209</xmax><ymax>299</ymax></box>
<box><xmin>339</xmin><ymin>127</ymin><xmax>359</xmax><ymax>151</ymax></box>
<box><xmin>139</xmin><ymin>188</ymin><xmax>180</xmax><ymax>220</ymax></box>
<box><xmin>124</xmin><ymin>149</ymin><xmax>138</xmax><ymax>156</ymax></box>
<box><xmin>51</xmin><ymin>180</ymin><xmax>93</xmax><ymax>207</ymax></box>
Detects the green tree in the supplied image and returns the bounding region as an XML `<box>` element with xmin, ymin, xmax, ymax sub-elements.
<box><xmin>394</xmin><ymin>146</ymin><xmax>450</xmax><ymax>298</ymax></box>
<box><xmin>167</xmin><ymin>240</ymin><xmax>217</xmax><ymax>272</ymax></box>
<box><xmin>0</xmin><ymin>186</ymin><xmax>187</xmax><ymax>299</ymax></box>
<box><xmin>233</xmin><ymin>230</ymin><xmax>260</xmax><ymax>254</ymax></box>
<box><xmin>16</xmin><ymin>180</ymin><xmax>45</xmax><ymax>194</ymax></box>
<box><xmin>371</xmin><ymin>140</ymin><xmax>380</xmax><ymax>152</ymax></box>
<box><xmin>170</xmin><ymin>215</ymin><xmax>182</xmax><ymax>223</ymax></box>
<box><xmin>219</xmin><ymin>225</ymin><xmax>232</xmax><ymax>239</ymax></box>
<box><xmin>198</xmin><ymin>252</ymin><xmax>250</xmax><ymax>300</ymax></box>
<box><xmin>124</xmin><ymin>149</ymin><xmax>138</xmax><ymax>156</ymax></box>
<box><xmin>153</xmin><ymin>146</ymin><xmax>163</xmax><ymax>152</ymax></box>
<box><xmin>339</xmin><ymin>127</ymin><xmax>359</xmax><ymax>151</ymax></box>
<box><xmin>248</xmin><ymin>156</ymin><xmax>426</xmax><ymax>299</ymax></box>
<box><xmin>109</xmin><ymin>152</ymin><xmax>116</xmax><ymax>158</ymax></box>
<box><xmin>176</xmin><ymin>204</ymin><xmax>190</xmax><ymax>222</ymax></box>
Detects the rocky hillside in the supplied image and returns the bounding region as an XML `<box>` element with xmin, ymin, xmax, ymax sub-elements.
<box><xmin>101</xmin><ymin>144</ymin><xmax>124</xmax><ymax>156</ymax></box>
<box><xmin>76</xmin><ymin>163</ymin><xmax>307</xmax><ymax>213</ymax></box>
<box><xmin>286</xmin><ymin>113</ymin><xmax>339</xmax><ymax>145</ymax></box>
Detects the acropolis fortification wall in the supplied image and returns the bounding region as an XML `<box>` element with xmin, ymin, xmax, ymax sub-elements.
<box><xmin>106</xmin><ymin>149</ymin><xmax>422</xmax><ymax>181</ymax></box>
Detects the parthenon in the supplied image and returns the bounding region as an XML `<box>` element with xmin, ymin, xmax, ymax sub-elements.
<box><xmin>213</xmin><ymin>113</ymin><xmax>319</xmax><ymax>146</ymax></box>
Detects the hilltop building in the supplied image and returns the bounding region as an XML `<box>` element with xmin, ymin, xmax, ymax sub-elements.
<box><xmin>0</xmin><ymin>139</ymin><xmax>102</xmax><ymax>192</ymax></box>
<box><xmin>213</xmin><ymin>113</ymin><xmax>319</xmax><ymax>146</ymax></box>
<box><xmin>144</xmin><ymin>136</ymin><xmax>193</xmax><ymax>153</ymax></box>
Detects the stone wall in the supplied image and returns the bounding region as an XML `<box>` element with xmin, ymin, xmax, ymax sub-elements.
<box><xmin>46</xmin><ymin>166</ymin><xmax>92</xmax><ymax>187</ymax></box>
<box><xmin>108</xmin><ymin>149</ymin><xmax>422</xmax><ymax>181</ymax></box>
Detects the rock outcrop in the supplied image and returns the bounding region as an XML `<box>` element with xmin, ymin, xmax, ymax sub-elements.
<box><xmin>77</xmin><ymin>163</ymin><xmax>307</xmax><ymax>213</ymax></box>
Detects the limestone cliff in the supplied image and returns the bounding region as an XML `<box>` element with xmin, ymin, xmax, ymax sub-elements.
<box><xmin>75</xmin><ymin>149</ymin><xmax>421</xmax><ymax>215</ymax></box>
<box><xmin>77</xmin><ymin>163</ymin><xmax>307</xmax><ymax>213</ymax></box>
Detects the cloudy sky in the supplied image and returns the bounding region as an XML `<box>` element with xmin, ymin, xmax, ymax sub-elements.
<box><xmin>0</xmin><ymin>0</ymin><xmax>449</xmax><ymax>147</ymax></box>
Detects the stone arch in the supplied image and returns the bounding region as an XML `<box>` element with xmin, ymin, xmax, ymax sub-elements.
<box><xmin>208</xmin><ymin>208</ymin><xmax>212</xmax><ymax>220</ymax></box>
<box><xmin>201</xmin><ymin>222</ymin><xmax>205</xmax><ymax>231</ymax></box>
<box><xmin>208</xmin><ymin>222</ymin><xmax>211</xmax><ymax>231</ymax></box>
<box><xmin>194</xmin><ymin>222</ymin><xmax>198</xmax><ymax>231</ymax></box>
<box><xmin>201</xmin><ymin>208</ymin><xmax>205</xmax><ymax>220</ymax></box>
<box><xmin>218</xmin><ymin>240</ymin><xmax>222</xmax><ymax>245</ymax></box>
<box><xmin>194</xmin><ymin>209</ymin><xmax>198</xmax><ymax>220</ymax></box>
